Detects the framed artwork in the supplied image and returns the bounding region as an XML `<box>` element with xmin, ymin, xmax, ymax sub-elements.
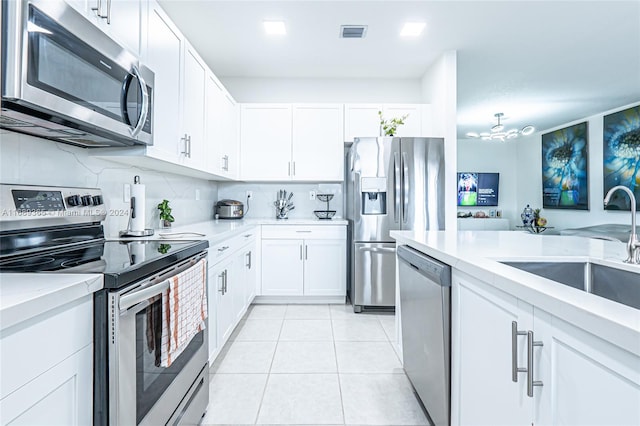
<box><xmin>542</xmin><ymin>122</ymin><xmax>589</xmax><ymax>209</ymax></box>
<box><xmin>603</xmin><ymin>105</ymin><xmax>640</xmax><ymax>211</ymax></box>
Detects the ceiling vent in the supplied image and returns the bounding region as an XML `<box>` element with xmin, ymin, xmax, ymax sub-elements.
<box><xmin>340</xmin><ymin>25</ymin><xmax>367</xmax><ymax>39</ymax></box>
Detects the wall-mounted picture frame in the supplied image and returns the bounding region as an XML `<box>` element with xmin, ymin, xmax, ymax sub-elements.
<box><xmin>541</xmin><ymin>122</ymin><xmax>589</xmax><ymax>210</ymax></box>
<box><xmin>603</xmin><ymin>105</ymin><xmax>640</xmax><ymax>211</ymax></box>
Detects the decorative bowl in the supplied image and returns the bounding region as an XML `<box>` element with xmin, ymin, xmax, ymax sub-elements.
<box><xmin>314</xmin><ymin>210</ymin><xmax>336</xmax><ymax>220</ymax></box>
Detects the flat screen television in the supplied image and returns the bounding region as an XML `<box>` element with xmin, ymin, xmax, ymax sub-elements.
<box><xmin>457</xmin><ymin>172</ymin><xmax>500</xmax><ymax>206</ymax></box>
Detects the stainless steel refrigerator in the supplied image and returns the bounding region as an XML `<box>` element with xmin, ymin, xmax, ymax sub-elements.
<box><xmin>345</xmin><ymin>137</ymin><xmax>445</xmax><ymax>312</ymax></box>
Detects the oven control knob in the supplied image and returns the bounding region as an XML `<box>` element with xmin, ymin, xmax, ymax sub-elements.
<box><xmin>92</xmin><ymin>195</ymin><xmax>104</xmax><ymax>206</ymax></box>
<box><xmin>67</xmin><ymin>195</ymin><xmax>81</xmax><ymax>207</ymax></box>
<box><xmin>81</xmin><ymin>195</ymin><xmax>93</xmax><ymax>206</ymax></box>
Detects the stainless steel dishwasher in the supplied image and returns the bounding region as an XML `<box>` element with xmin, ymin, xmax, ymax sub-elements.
<box><xmin>397</xmin><ymin>245</ymin><xmax>451</xmax><ymax>426</ymax></box>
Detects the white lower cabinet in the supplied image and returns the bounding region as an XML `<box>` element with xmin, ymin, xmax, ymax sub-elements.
<box><xmin>207</xmin><ymin>229</ymin><xmax>260</xmax><ymax>362</ymax></box>
<box><xmin>0</xmin><ymin>345</ymin><xmax>93</xmax><ymax>426</ymax></box>
<box><xmin>261</xmin><ymin>239</ymin><xmax>305</xmax><ymax>296</ymax></box>
<box><xmin>533</xmin><ymin>309</ymin><xmax>640</xmax><ymax>425</ymax></box>
<box><xmin>452</xmin><ymin>270</ymin><xmax>640</xmax><ymax>426</ymax></box>
<box><xmin>211</xmin><ymin>258</ymin><xmax>234</xmax><ymax>354</ymax></box>
<box><xmin>260</xmin><ymin>225</ymin><xmax>346</xmax><ymax>300</ymax></box>
<box><xmin>0</xmin><ymin>295</ymin><xmax>93</xmax><ymax>425</ymax></box>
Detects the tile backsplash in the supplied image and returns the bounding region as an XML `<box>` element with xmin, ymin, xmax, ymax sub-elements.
<box><xmin>1</xmin><ymin>130</ymin><xmax>218</xmax><ymax>237</ymax></box>
<box><xmin>218</xmin><ymin>182</ymin><xmax>344</xmax><ymax>220</ymax></box>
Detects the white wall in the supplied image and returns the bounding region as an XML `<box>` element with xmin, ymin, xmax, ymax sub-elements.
<box><xmin>420</xmin><ymin>51</ymin><xmax>458</xmax><ymax>230</ymax></box>
<box><xmin>0</xmin><ymin>131</ymin><xmax>218</xmax><ymax>237</ymax></box>
<box><xmin>221</xmin><ymin>77</ymin><xmax>423</xmax><ymax>103</ymax></box>
<box><xmin>457</xmin><ymin>139</ymin><xmax>518</xmax><ymax>227</ymax></box>
<box><xmin>218</xmin><ymin>182</ymin><xmax>343</xmax><ymax>220</ymax></box>
<box><xmin>515</xmin><ymin>102</ymin><xmax>640</xmax><ymax>230</ymax></box>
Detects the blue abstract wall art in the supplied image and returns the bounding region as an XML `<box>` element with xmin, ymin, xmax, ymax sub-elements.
<box><xmin>603</xmin><ymin>105</ymin><xmax>640</xmax><ymax>210</ymax></box>
<box><xmin>542</xmin><ymin>122</ymin><xmax>589</xmax><ymax>210</ymax></box>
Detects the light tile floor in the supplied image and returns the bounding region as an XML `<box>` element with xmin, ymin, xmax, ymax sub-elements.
<box><xmin>201</xmin><ymin>304</ymin><xmax>429</xmax><ymax>426</ymax></box>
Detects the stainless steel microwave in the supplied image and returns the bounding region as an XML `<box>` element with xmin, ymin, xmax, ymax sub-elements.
<box><xmin>1</xmin><ymin>0</ymin><xmax>154</xmax><ymax>147</ymax></box>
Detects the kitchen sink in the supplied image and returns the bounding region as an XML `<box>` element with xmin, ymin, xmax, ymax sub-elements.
<box><xmin>500</xmin><ymin>261</ymin><xmax>640</xmax><ymax>310</ymax></box>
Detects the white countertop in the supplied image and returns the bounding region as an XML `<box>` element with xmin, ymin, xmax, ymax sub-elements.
<box><xmin>1</xmin><ymin>218</ymin><xmax>348</xmax><ymax>329</ymax></box>
<box><xmin>112</xmin><ymin>217</ymin><xmax>348</xmax><ymax>244</ymax></box>
<box><xmin>390</xmin><ymin>230</ymin><xmax>640</xmax><ymax>355</ymax></box>
<box><xmin>0</xmin><ymin>273</ymin><xmax>103</xmax><ymax>331</ymax></box>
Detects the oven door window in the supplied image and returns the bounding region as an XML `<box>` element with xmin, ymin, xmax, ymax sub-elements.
<box><xmin>136</xmin><ymin>297</ymin><xmax>204</xmax><ymax>424</ymax></box>
<box><xmin>26</xmin><ymin>5</ymin><xmax>143</xmax><ymax>126</ymax></box>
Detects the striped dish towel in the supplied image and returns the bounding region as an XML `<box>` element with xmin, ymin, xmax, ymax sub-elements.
<box><xmin>160</xmin><ymin>258</ymin><xmax>208</xmax><ymax>367</ymax></box>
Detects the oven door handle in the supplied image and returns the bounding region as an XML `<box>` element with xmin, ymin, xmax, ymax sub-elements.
<box><xmin>119</xmin><ymin>279</ymin><xmax>170</xmax><ymax>313</ymax></box>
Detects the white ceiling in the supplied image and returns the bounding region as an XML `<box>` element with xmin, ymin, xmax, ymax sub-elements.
<box><xmin>158</xmin><ymin>0</ymin><xmax>640</xmax><ymax>138</ymax></box>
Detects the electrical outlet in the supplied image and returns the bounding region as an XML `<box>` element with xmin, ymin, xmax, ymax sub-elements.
<box><xmin>310</xmin><ymin>190</ymin><xmax>316</xmax><ymax>200</ymax></box>
<box><xmin>246</xmin><ymin>191</ymin><xmax>253</xmax><ymax>199</ymax></box>
<box><xmin>195</xmin><ymin>189</ymin><xmax>201</xmax><ymax>201</ymax></box>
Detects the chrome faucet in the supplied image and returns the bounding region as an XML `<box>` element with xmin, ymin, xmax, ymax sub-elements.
<box><xmin>604</xmin><ymin>185</ymin><xmax>640</xmax><ymax>264</ymax></box>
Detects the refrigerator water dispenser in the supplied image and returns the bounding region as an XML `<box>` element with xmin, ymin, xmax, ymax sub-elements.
<box><xmin>361</xmin><ymin>177</ymin><xmax>387</xmax><ymax>215</ymax></box>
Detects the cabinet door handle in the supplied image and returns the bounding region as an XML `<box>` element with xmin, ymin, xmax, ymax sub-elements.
<box><xmin>527</xmin><ymin>330</ymin><xmax>544</xmax><ymax>397</ymax></box>
<box><xmin>92</xmin><ymin>0</ymin><xmax>106</xmax><ymax>19</ymax></box>
<box><xmin>246</xmin><ymin>251</ymin><xmax>252</xmax><ymax>269</ymax></box>
<box><xmin>305</xmin><ymin>245</ymin><xmax>308</xmax><ymax>260</ymax></box>
<box><xmin>218</xmin><ymin>272</ymin><xmax>224</xmax><ymax>293</ymax></box>
<box><xmin>292</xmin><ymin>161</ymin><xmax>296</xmax><ymax>176</ymax></box>
<box><xmin>511</xmin><ymin>321</ymin><xmax>527</xmax><ymax>382</ymax></box>
<box><xmin>299</xmin><ymin>244</ymin><xmax>303</xmax><ymax>260</ymax></box>
<box><xmin>223</xmin><ymin>270</ymin><xmax>228</xmax><ymax>294</ymax></box>
<box><xmin>181</xmin><ymin>134</ymin><xmax>189</xmax><ymax>156</ymax></box>
<box><xmin>243</xmin><ymin>234</ymin><xmax>253</xmax><ymax>238</ymax></box>
<box><xmin>218</xmin><ymin>246</ymin><xmax>229</xmax><ymax>252</ymax></box>
<box><xmin>106</xmin><ymin>0</ymin><xmax>111</xmax><ymax>24</ymax></box>
<box><xmin>288</xmin><ymin>162</ymin><xmax>291</xmax><ymax>176</ymax></box>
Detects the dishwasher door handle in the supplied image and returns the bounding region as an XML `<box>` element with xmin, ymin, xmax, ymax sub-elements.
<box><xmin>397</xmin><ymin>245</ymin><xmax>451</xmax><ymax>286</ymax></box>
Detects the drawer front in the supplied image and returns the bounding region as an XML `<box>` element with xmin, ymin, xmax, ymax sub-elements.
<box><xmin>209</xmin><ymin>227</ymin><xmax>260</xmax><ymax>264</ymax></box>
<box><xmin>262</xmin><ymin>225</ymin><xmax>345</xmax><ymax>240</ymax></box>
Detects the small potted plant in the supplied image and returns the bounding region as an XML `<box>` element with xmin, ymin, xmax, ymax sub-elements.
<box><xmin>157</xmin><ymin>199</ymin><xmax>175</xmax><ymax>228</ymax></box>
<box><xmin>378</xmin><ymin>111</ymin><xmax>409</xmax><ymax>136</ymax></box>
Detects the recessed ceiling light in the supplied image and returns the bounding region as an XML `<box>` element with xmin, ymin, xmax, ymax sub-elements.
<box><xmin>263</xmin><ymin>21</ymin><xmax>286</xmax><ymax>35</ymax></box>
<box><xmin>400</xmin><ymin>22</ymin><xmax>426</xmax><ymax>37</ymax></box>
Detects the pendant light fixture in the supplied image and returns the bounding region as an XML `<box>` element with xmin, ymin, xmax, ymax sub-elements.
<box><xmin>466</xmin><ymin>113</ymin><xmax>535</xmax><ymax>141</ymax></box>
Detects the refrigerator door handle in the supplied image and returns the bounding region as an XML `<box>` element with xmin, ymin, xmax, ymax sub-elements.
<box><xmin>394</xmin><ymin>152</ymin><xmax>401</xmax><ymax>223</ymax></box>
<box><xmin>402</xmin><ymin>151</ymin><xmax>409</xmax><ymax>224</ymax></box>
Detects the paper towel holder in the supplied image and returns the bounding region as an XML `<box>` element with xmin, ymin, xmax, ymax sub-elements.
<box><xmin>120</xmin><ymin>176</ymin><xmax>155</xmax><ymax>237</ymax></box>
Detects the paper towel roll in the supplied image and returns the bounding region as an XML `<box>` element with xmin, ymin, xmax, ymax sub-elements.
<box><xmin>129</xmin><ymin>242</ymin><xmax>146</xmax><ymax>265</ymax></box>
<box><xmin>131</xmin><ymin>178</ymin><xmax>146</xmax><ymax>232</ymax></box>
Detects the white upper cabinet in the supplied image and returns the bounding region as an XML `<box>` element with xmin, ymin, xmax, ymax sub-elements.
<box><xmin>344</xmin><ymin>103</ymin><xmax>428</xmax><ymax>141</ymax></box>
<box><xmin>240</xmin><ymin>104</ymin><xmax>293</xmax><ymax>181</ymax></box>
<box><xmin>206</xmin><ymin>74</ymin><xmax>240</xmax><ymax>179</ymax></box>
<box><xmin>144</xmin><ymin>0</ymin><xmax>183</xmax><ymax>161</ymax></box>
<box><xmin>181</xmin><ymin>44</ymin><xmax>207</xmax><ymax>169</ymax></box>
<box><xmin>79</xmin><ymin>0</ymin><xmax>141</xmax><ymax>56</ymax></box>
<box><xmin>344</xmin><ymin>104</ymin><xmax>381</xmax><ymax>141</ymax></box>
<box><xmin>292</xmin><ymin>104</ymin><xmax>344</xmax><ymax>181</ymax></box>
<box><xmin>381</xmin><ymin>104</ymin><xmax>422</xmax><ymax>137</ymax></box>
<box><xmin>240</xmin><ymin>104</ymin><xmax>344</xmax><ymax>181</ymax></box>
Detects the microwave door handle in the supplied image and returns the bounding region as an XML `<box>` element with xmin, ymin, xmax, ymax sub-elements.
<box><xmin>129</xmin><ymin>66</ymin><xmax>149</xmax><ymax>137</ymax></box>
<box><xmin>120</xmin><ymin>73</ymin><xmax>134</xmax><ymax>126</ymax></box>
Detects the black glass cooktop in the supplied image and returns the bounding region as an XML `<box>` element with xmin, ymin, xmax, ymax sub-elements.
<box><xmin>0</xmin><ymin>239</ymin><xmax>208</xmax><ymax>289</ymax></box>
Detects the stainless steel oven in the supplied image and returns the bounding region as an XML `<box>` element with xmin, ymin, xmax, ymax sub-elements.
<box><xmin>0</xmin><ymin>184</ymin><xmax>210</xmax><ymax>426</ymax></box>
<box><xmin>102</xmin><ymin>251</ymin><xmax>209</xmax><ymax>425</ymax></box>
<box><xmin>1</xmin><ymin>0</ymin><xmax>154</xmax><ymax>147</ymax></box>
